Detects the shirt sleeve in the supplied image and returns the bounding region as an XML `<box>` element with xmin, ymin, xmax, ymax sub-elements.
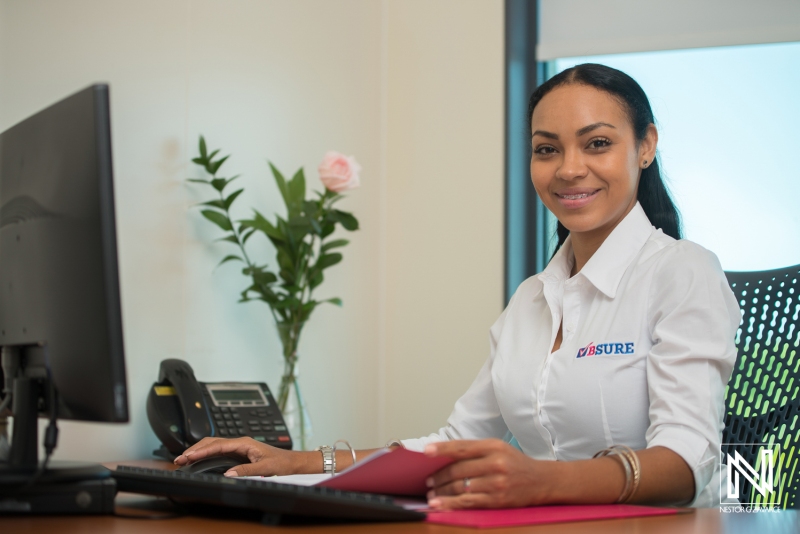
<box><xmin>645</xmin><ymin>240</ymin><xmax>740</xmax><ymax>505</ymax></box>
<box><xmin>401</xmin><ymin>293</ymin><xmax>515</xmax><ymax>452</ymax></box>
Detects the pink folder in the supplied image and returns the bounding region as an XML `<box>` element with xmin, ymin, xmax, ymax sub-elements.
<box><xmin>426</xmin><ymin>504</ymin><xmax>678</xmax><ymax>528</ymax></box>
<box><xmin>316</xmin><ymin>447</ymin><xmax>453</xmax><ymax>496</ymax></box>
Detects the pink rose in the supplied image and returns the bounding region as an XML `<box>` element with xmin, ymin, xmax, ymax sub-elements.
<box><xmin>318</xmin><ymin>151</ymin><xmax>361</xmax><ymax>193</ymax></box>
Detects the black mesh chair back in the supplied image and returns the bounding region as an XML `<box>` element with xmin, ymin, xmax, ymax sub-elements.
<box><xmin>724</xmin><ymin>265</ymin><xmax>800</xmax><ymax>509</ymax></box>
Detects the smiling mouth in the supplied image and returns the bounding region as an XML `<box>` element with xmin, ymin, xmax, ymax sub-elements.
<box><xmin>556</xmin><ymin>190</ymin><xmax>599</xmax><ymax>200</ymax></box>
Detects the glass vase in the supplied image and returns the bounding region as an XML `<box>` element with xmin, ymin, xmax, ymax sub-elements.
<box><xmin>275</xmin><ymin>321</ymin><xmax>313</xmax><ymax>450</ymax></box>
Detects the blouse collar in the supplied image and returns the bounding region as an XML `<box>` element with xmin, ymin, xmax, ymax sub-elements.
<box><xmin>539</xmin><ymin>202</ymin><xmax>655</xmax><ymax>299</ymax></box>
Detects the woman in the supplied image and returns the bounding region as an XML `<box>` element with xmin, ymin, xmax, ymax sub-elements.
<box><xmin>175</xmin><ymin>64</ymin><xmax>740</xmax><ymax>509</ymax></box>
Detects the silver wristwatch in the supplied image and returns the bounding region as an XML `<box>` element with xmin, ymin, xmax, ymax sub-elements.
<box><xmin>316</xmin><ymin>445</ymin><xmax>335</xmax><ymax>475</ymax></box>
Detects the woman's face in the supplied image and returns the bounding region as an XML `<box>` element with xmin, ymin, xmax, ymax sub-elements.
<box><xmin>530</xmin><ymin>84</ymin><xmax>656</xmax><ymax>243</ymax></box>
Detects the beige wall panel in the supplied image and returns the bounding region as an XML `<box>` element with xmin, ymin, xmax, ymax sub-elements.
<box><xmin>0</xmin><ymin>0</ymin><xmax>193</xmax><ymax>461</ymax></box>
<box><xmin>382</xmin><ymin>0</ymin><xmax>505</xmax><ymax>441</ymax></box>
<box><xmin>183</xmin><ymin>0</ymin><xmax>383</xmax><ymax>450</ymax></box>
<box><xmin>0</xmin><ymin>0</ymin><xmax>383</xmax><ymax>460</ymax></box>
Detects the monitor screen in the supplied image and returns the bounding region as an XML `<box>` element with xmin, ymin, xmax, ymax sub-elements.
<box><xmin>0</xmin><ymin>84</ymin><xmax>128</xmax><ymax>423</ymax></box>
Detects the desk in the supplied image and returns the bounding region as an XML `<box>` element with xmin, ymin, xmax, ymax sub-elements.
<box><xmin>0</xmin><ymin>460</ymin><xmax>797</xmax><ymax>533</ymax></box>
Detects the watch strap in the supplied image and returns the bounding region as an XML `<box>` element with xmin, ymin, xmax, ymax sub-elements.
<box><xmin>315</xmin><ymin>445</ymin><xmax>335</xmax><ymax>475</ymax></box>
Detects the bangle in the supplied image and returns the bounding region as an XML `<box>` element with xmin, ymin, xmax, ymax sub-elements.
<box><xmin>613</xmin><ymin>445</ymin><xmax>641</xmax><ymax>503</ymax></box>
<box><xmin>593</xmin><ymin>445</ymin><xmax>641</xmax><ymax>503</ymax></box>
<box><xmin>334</xmin><ymin>439</ymin><xmax>357</xmax><ymax>469</ymax></box>
<box><xmin>384</xmin><ymin>439</ymin><xmax>405</xmax><ymax>449</ymax></box>
<box><xmin>315</xmin><ymin>445</ymin><xmax>335</xmax><ymax>475</ymax></box>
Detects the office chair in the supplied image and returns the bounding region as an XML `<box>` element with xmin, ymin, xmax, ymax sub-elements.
<box><xmin>723</xmin><ymin>264</ymin><xmax>800</xmax><ymax>509</ymax></box>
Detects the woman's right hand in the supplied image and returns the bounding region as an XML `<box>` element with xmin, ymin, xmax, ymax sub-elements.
<box><xmin>173</xmin><ymin>437</ymin><xmax>317</xmax><ymax>477</ymax></box>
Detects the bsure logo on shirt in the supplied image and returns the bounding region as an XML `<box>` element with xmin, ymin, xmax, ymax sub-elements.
<box><xmin>576</xmin><ymin>342</ymin><xmax>635</xmax><ymax>358</ymax></box>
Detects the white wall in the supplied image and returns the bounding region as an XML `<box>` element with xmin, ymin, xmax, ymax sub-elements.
<box><xmin>0</xmin><ymin>0</ymin><xmax>504</xmax><ymax>461</ymax></box>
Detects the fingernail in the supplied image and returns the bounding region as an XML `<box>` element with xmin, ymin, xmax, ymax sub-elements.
<box><xmin>425</xmin><ymin>477</ymin><xmax>434</xmax><ymax>488</ymax></box>
<box><xmin>428</xmin><ymin>498</ymin><xmax>441</xmax><ymax>509</ymax></box>
<box><xmin>424</xmin><ymin>444</ymin><xmax>436</xmax><ymax>456</ymax></box>
<box><xmin>427</xmin><ymin>490</ymin><xmax>436</xmax><ymax>500</ymax></box>
<box><xmin>223</xmin><ymin>470</ymin><xmax>238</xmax><ymax>477</ymax></box>
<box><xmin>173</xmin><ymin>455</ymin><xmax>184</xmax><ymax>464</ymax></box>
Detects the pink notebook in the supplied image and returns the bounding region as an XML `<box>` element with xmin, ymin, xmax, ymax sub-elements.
<box><xmin>426</xmin><ymin>504</ymin><xmax>678</xmax><ymax>528</ymax></box>
<box><xmin>316</xmin><ymin>447</ymin><xmax>453</xmax><ymax>496</ymax></box>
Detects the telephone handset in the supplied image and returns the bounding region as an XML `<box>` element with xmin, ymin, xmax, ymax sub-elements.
<box><xmin>146</xmin><ymin>359</ymin><xmax>293</xmax><ymax>459</ymax></box>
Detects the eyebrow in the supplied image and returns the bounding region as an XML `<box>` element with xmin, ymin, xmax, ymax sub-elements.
<box><xmin>576</xmin><ymin>122</ymin><xmax>616</xmax><ymax>137</ymax></box>
<box><xmin>531</xmin><ymin>122</ymin><xmax>617</xmax><ymax>140</ymax></box>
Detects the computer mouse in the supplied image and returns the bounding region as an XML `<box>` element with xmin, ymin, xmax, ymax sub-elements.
<box><xmin>177</xmin><ymin>455</ymin><xmax>243</xmax><ymax>475</ymax></box>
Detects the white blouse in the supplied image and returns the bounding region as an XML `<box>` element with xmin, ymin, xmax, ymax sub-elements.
<box><xmin>402</xmin><ymin>202</ymin><xmax>741</xmax><ymax>507</ymax></box>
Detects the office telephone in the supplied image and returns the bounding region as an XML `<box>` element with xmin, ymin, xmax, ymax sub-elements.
<box><xmin>147</xmin><ymin>359</ymin><xmax>293</xmax><ymax>459</ymax></box>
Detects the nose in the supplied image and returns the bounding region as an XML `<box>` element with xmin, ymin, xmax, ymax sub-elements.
<box><xmin>556</xmin><ymin>148</ymin><xmax>587</xmax><ymax>181</ymax></box>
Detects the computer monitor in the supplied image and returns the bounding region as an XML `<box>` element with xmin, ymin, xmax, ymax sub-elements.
<box><xmin>0</xmin><ymin>84</ymin><xmax>128</xmax><ymax>484</ymax></box>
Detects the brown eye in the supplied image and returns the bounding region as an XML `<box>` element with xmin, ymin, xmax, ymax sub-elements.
<box><xmin>534</xmin><ymin>145</ymin><xmax>557</xmax><ymax>155</ymax></box>
<box><xmin>588</xmin><ymin>138</ymin><xmax>611</xmax><ymax>149</ymax></box>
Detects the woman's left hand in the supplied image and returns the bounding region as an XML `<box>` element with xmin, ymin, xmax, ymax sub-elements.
<box><xmin>424</xmin><ymin>439</ymin><xmax>559</xmax><ymax>510</ymax></box>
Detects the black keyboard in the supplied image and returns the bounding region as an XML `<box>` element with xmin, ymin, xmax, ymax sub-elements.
<box><xmin>112</xmin><ymin>466</ymin><xmax>425</xmax><ymax>524</ymax></box>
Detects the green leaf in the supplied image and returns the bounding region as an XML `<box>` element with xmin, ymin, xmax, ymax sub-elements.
<box><xmin>320</xmin><ymin>223</ymin><xmax>335</xmax><ymax>238</ymax></box>
<box><xmin>207</xmin><ymin>149</ymin><xmax>220</xmax><ymax>161</ymax></box>
<box><xmin>241</xmin><ymin>228</ymin><xmax>256</xmax><ymax>244</ymax></box>
<box><xmin>288</xmin><ymin>168</ymin><xmax>306</xmax><ymax>210</ymax></box>
<box><xmin>199</xmin><ymin>136</ymin><xmax>208</xmax><ymax>158</ymax></box>
<box><xmin>316</xmin><ymin>252</ymin><xmax>342</xmax><ymax>270</ymax></box>
<box><xmin>279</xmin><ymin>267</ymin><xmax>294</xmax><ymax>285</ymax></box>
<box><xmin>325</xmin><ymin>297</ymin><xmax>343</xmax><ymax>307</ymax></box>
<box><xmin>187</xmin><ymin>178</ymin><xmax>210</xmax><ymax>184</ymax></box>
<box><xmin>277</xmin><ymin>248</ymin><xmax>294</xmax><ymax>272</ymax></box>
<box><xmin>201</xmin><ymin>209</ymin><xmax>233</xmax><ymax>231</ymax></box>
<box><xmin>242</xmin><ymin>210</ymin><xmax>284</xmax><ymax>241</ymax></box>
<box><xmin>216</xmin><ymin>254</ymin><xmax>243</xmax><ymax>267</ymax></box>
<box><xmin>211</xmin><ymin>178</ymin><xmax>228</xmax><ymax>192</ymax></box>
<box><xmin>210</xmin><ymin>155</ymin><xmax>230</xmax><ymax>175</ymax></box>
<box><xmin>253</xmin><ymin>271</ymin><xmax>278</xmax><ymax>286</ymax></box>
<box><xmin>224</xmin><ymin>188</ymin><xmax>244</xmax><ymax>210</ymax></box>
<box><xmin>331</xmin><ymin>210</ymin><xmax>359</xmax><ymax>231</ymax></box>
<box><xmin>191</xmin><ymin>157</ymin><xmax>206</xmax><ymax>166</ymax></box>
<box><xmin>309</xmin><ymin>271</ymin><xmax>324</xmax><ymax>290</ymax></box>
<box><xmin>200</xmin><ymin>199</ymin><xmax>226</xmax><ymax>210</ymax></box>
<box><xmin>215</xmin><ymin>234</ymin><xmax>239</xmax><ymax>244</ymax></box>
<box><xmin>321</xmin><ymin>239</ymin><xmax>349</xmax><ymax>253</ymax></box>
<box><xmin>269</xmin><ymin>162</ymin><xmax>291</xmax><ymax>210</ymax></box>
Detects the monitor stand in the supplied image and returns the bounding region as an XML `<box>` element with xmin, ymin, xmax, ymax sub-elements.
<box><xmin>0</xmin><ymin>374</ymin><xmax>115</xmax><ymax>514</ymax></box>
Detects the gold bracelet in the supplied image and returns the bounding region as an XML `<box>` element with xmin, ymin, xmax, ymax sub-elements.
<box><xmin>594</xmin><ymin>445</ymin><xmax>640</xmax><ymax>503</ymax></box>
<box><xmin>611</xmin><ymin>445</ymin><xmax>641</xmax><ymax>503</ymax></box>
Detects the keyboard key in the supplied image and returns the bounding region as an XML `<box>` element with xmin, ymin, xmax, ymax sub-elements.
<box><xmin>223</xmin><ymin>414</ymin><xmax>233</xmax><ymax>420</ymax></box>
<box><xmin>238</xmin><ymin>429</ymin><xmax>247</xmax><ymax>435</ymax></box>
<box><xmin>274</xmin><ymin>425</ymin><xmax>287</xmax><ymax>431</ymax></box>
<box><xmin>226</xmin><ymin>421</ymin><xmax>236</xmax><ymax>428</ymax></box>
<box><xmin>260</xmin><ymin>420</ymin><xmax>270</xmax><ymax>425</ymax></box>
<box><xmin>219</xmin><ymin>428</ymin><xmax>229</xmax><ymax>436</ymax></box>
<box><xmin>232</xmin><ymin>413</ymin><xmax>241</xmax><ymax>420</ymax></box>
<box><xmin>235</xmin><ymin>421</ymin><xmax>244</xmax><ymax>427</ymax></box>
<box><xmin>278</xmin><ymin>436</ymin><xmax>290</xmax><ymax>442</ymax></box>
<box><xmin>250</xmin><ymin>426</ymin><xmax>261</xmax><ymax>432</ymax></box>
<box><xmin>253</xmin><ymin>436</ymin><xmax>265</xmax><ymax>442</ymax></box>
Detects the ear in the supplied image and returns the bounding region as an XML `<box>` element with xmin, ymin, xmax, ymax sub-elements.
<box><xmin>639</xmin><ymin>124</ymin><xmax>658</xmax><ymax>168</ymax></box>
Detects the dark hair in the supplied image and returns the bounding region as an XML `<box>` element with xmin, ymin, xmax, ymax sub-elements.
<box><xmin>527</xmin><ymin>63</ymin><xmax>682</xmax><ymax>254</ymax></box>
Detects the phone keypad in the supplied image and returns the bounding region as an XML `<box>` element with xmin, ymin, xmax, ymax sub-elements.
<box><xmin>202</xmin><ymin>381</ymin><xmax>292</xmax><ymax>450</ymax></box>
